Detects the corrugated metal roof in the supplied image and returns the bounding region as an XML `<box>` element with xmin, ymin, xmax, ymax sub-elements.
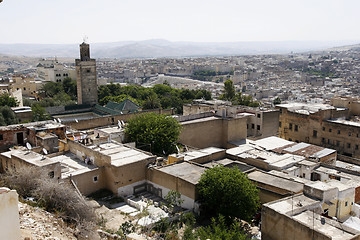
<box><xmin>283</xmin><ymin>142</ymin><xmax>310</xmax><ymax>152</ymax></box>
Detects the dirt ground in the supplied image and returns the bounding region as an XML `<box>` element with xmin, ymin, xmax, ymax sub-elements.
<box><xmin>19</xmin><ymin>201</ymin><xmax>77</xmax><ymax>240</ymax></box>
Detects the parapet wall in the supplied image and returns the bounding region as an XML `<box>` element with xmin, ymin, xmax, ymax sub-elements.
<box><xmin>0</xmin><ymin>188</ymin><xmax>20</xmax><ymax>240</ymax></box>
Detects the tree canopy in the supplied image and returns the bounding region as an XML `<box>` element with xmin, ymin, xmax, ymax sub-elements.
<box><xmin>125</xmin><ymin>112</ymin><xmax>182</xmax><ymax>155</ymax></box>
<box><xmin>219</xmin><ymin>79</ymin><xmax>235</xmax><ymax>101</ymax></box>
<box><xmin>98</xmin><ymin>83</ymin><xmax>212</xmax><ymax>114</ymax></box>
<box><xmin>218</xmin><ymin>79</ymin><xmax>260</xmax><ymax>107</ymax></box>
<box><xmin>197</xmin><ymin>166</ymin><xmax>260</xmax><ymax>221</ymax></box>
<box><xmin>0</xmin><ymin>106</ymin><xmax>18</xmax><ymax>125</ymax></box>
<box><xmin>196</xmin><ymin>215</ymin><xmax>248</xmax><ymax>240</ymax></box>
<box><xmin>0</xmin><ymin>93</ymin><xmax>18</xmax><ymax>107</ymax></box>
<box><xmin>38</xmin><ymin>77</ymin><xmax>77</xmax><ymax>106</ymax></box>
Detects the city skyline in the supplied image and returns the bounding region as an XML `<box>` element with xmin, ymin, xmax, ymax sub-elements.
<box><xmin>0</xmin><ymin>0</ymin><xmax>360</xmax><ymax>44</ymax></box>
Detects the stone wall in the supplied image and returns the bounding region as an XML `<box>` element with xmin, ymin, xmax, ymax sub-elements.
<box><xmin>65</xmin><ymin>108</ymin><xmax>174</xmax><ymax>130</ymax></box>
<box><xmin>179</xmin><ymin>116</ymin><xmax>247</xmax><ymax>149</ymax></box>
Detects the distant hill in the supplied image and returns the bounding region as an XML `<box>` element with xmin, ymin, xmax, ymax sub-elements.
<box><xmin>0</xmin><ymin>39</ymin><xmax>359</xmax><ymax>59</ymax></box>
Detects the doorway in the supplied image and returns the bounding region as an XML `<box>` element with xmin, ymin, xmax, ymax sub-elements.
<box><xmin>17</xmin><ymin>132</ymin><xmax>24</xmax><ymax>145</ymax></box>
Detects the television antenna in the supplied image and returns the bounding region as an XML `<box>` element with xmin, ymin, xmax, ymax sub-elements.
<box><xmin>121</xmin><ymin>120</ymin><xmax>125</xmax><ymax>126</ymax></box>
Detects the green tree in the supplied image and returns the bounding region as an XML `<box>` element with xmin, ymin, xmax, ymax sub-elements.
<box><xmin>62</xmin><ymin>77</ymin><xmax>77</xmax><ymax>100</ymax></box>
<box><xmin>0</xmin><ymin>93</ymin><xmax>18</xmax><ymax>107</ymax></box>
<box><xmin>273</xmin><ymin>97</ymin><xmax>281</xmax><ymax>105</ymax></box>
<box><xmin>196</xmin><ymin>215</ymin><xmax>247</xmax><ymax>240</ymax></box>
<box><xmin>197</xmin><ymin>166</ymin><xmax>260</xmax><ymax>221</ymax></box>
<box><xmin>0</xmin><ymin>106</ymin><xmax>18</xmax><ymax>125</ymax></box>
<box><xmin>219</xmin><ymin>79</ymin><xmax>235</xmax><ymax>101</ymax></box>
<box><xmin>233</xmin><ymin>92</ymin><xmax>260</xmax><ymax>107</ymax></box>
<box><xmin>125</xmin><ymin>113</ymin><xmax>182</xmax><ymax>155</ymax></box>
<box><xmin>40</xmin><ymin>82</ymin><xmax>63</xmax><ymax>98</ymax></box>
<box><xmin>142</xmin><ymin>93</ymin><xmax>161</xmax><ymax>109</ymax></box>
<box><xmin>31</xmin><ymin>104</ymin><xmax>50</xmax><ymax>121</ymax></box>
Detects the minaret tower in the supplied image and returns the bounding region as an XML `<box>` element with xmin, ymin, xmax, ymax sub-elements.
<box><xmin>75</xmin><ymin>42</ymin><xmax>98</xmax><ymax>105</ymax></box>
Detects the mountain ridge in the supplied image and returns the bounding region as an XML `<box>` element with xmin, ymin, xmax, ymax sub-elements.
<box><xmin>0</xmin><ymin>39</ymin><xmax>359</xmax><ymax>59</ymax></box>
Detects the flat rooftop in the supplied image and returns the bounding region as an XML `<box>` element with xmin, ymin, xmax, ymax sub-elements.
<box><xmin>202</xmin><ymin>158</ymin><xmax>255</xmax><ymax>172</ymax></box>
<box><xmin>50</xmin><ymin>152</ymin><xmax>97</xmax><ymax>178</ymax></box>
<box><xmin>293</xmin><ymin>211</ymin><xmax>357</xmax><ymax>240</ymax></box>
<box><xmin>53</xmin><ymin>112</ymin><xmax>102</xmax><ymax>123</ymax></box>
<box><xmin>180</xmin><ymin>116</ymin><xmax>221</xmax><ymax>125</ymax></box>
<box><xmin>90</xmin><ymin>142</ymin><xmax>153</xmax><ymax>167</ymax></box>
<box><xmin>157</xmin><ymin>162</ymin><xmax>206</xmax><ymax>185</ymax></box>
<box><xmin>277</xmin><ymin>103</ymin><xmax>335</xmax><ymax>115</ymax></box>
<box><xmin>97</xmin><ymin>126</ymin><xmax>124</xmax><ymax>135</ymax></box>
<box><xmin>327</xmin><ymin>118</ymin><xmax>360</xmax><ymax>128</ymax></box>
<box><xmin>254</xmin><ymin>137</ymin><xmax>336</xmax><ymax>160</ymax></box>
<box><xmin>252</xmin><ymin>136</ymin><xmax>292</xmax><ymax>151</ymax></box>
<box><xmin>265</xmin><ymin>194</ymin><xmax>319</xmax><ymax>215</ymax></box>
<box><xmin>248</xmin><ymin>170</ymin><xmax>304</xmax><ymax>194</ymax></box>
<box><xmin>183</xmin><ymin>147</ymin><xmax>225</xmax><ymax>161</ymax></box>
<box><xmin>227</xmin><ymin>144</ymin><xmax>304</xmax><ymax>169</ymax></box>
<box><xmin>4</xmin><ymin>149</ymin><xmax>59</xmax><ymax>167</ymax></box>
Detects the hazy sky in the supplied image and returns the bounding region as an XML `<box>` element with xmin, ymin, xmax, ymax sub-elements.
<box><xmin>1</xmin><ymin>0</ymin><xmax>360</xmax><ymax>44</ymax></box>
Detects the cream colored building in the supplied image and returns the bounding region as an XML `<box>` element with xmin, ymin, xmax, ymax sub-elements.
<box><xmin>37</xmin><ymin>59</ymin><xmax>76</xmax><ymax>83</ymax></box>
<box><xmin>277</xmin><ymin>101</ymin><xmax>360</xmax><ymax>159</ymax></box>
<box><xmin>10</xmin><ymin>76</ymin><xmax>43</xmax><ymax>98</ymax></box>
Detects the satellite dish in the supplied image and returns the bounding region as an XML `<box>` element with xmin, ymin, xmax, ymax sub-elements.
<box><xmin>75</xmin><ymin>119</ymin><xmax>79</xmax><ymax>123</ymax></box>
<box><xmin>120</xmin><ymin>111</ymin><xmax>123</xmax><ymax>114</ymax></box>
<box><xmin>118</xmin><ymin>120</ymin><xmax>122</xmax><ymax>129</ymax></box>
<box><xmin>57</xmin><ymin>118</ymin><xmax>61</xmax><ymax>123</ymax></box>
<box><xmin>26</xmin><ymin>142</ymin><xmax>32</xmax><ymax>151</ymax></box>
<box><xmin>53</xmin><ymin>118</ymin><xmax>57</xmax><ymax>123</ymax></box>
<box><xmin>163</xmin><ymin>150</ymin><xmax>166</xmax><ymax>155</ymax></box>
<box><xmin>176</xmin><ymin>145</ymin><xmax>180</xmax><ymax>153</ymax></box>
<box><xmin>121</xmin><ymin>120</ymin><xmax>125</xmax><ymax>126</ymax></box>
<box><xmin>43</xmin><ymin>148</ymin><xmax>48</xmax><ymax>155</ymax></box>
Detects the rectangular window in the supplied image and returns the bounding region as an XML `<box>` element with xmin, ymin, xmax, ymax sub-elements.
<box><xmin>345</xmin><ymin>202</ymin><xmax>348</xmax><ymax>207</ymax></box>
<box><xmin>322</xmin><ymin>138</ymin><xmax>325</xmax><ymax>143</ymax></box>
<box><xmin>328</xmin><ymin>139</ymin><xmax>331</xmax><ymax>144</ymax></box>
<box><xmin>348</xmin><ymin>143</ymin><xmax>351</xmax><ymax>148</ymax></box>
<box><xmin>356</xmin><ymin>145</ymin><xmax>359</xmax><ymax>150</ymax></box>
<box><xmin>313</xmin><ymin>130</ymin><xmax>317</xmax><ymax>138</ymax></box>
<box><xmin>279</xmin><ymin>121</ymin><xmax>282</xmax><ymax>127</ymax></box>
<box><xmin>349</xmin><ymin>132</ymin><xmax>352</xmax><ymax>136</ymax></box>
<box><xmin>257</xmin><ymin>114</ymin><xmax>261</xmax><ymax>118</ymax></box>
<box><xmin>251</xmin><ymin>124</ymin><xmax>254</xmax><ymax>129</ymax></box>
<box><xmin>257</xmin><ymin>125</ymin><xmax>260</xmax><ymax>131</ymax></box>
<box><xmin>289</xmin><ymin>123</ymin><xmax>293</xmax><ymax>130</ymax></box>
<box><xmin>247</xmin><ymin>124</ymin><xmax>249</xmax><ymax>129</ymax></box>
<box><xmin>0</xmin><ymin>134</ymin><xmax>3</xmax><ymax>141</ymax></box>
<box><xmin>322</xmin><ymin>127</ymin><xmax>325</xmax><ymax>131</ymax></box>
<box><xmin>337</xmin><ymin>130</ymin><xmax>341</xmax><ymax>134</ymax></box>
<box><xmin>336</xmin><ymin>141</ymin><xmax>340</xmax><ymax>146</ymax></box>
<box><xmin>295</xmin><ymin>125</ymin><xmax>298</xmax><ymax>131</ymax></box>
<box><xmin>329</xmin><ymin>128</ymin><xmax>332</xmax><ymax>132</ymax></box>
